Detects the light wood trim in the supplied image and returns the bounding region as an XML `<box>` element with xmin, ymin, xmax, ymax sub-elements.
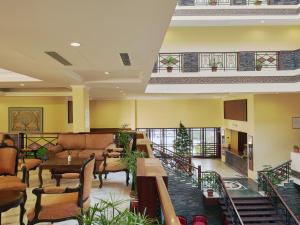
<box><xmin>156</xmin><ymin>176</ymin><xmax>180</xmax><ymax>225</ymax></box>
<box><xmin>146</xmin><ymin>143</ymin><xmax>155</xmax><ymax>158</ymax></box>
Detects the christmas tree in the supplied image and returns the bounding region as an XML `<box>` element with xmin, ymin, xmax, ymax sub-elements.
<box><xmin>174</xmin><ymin>122</ymin><xmax>192</xmax><ymax>157</ymax></box>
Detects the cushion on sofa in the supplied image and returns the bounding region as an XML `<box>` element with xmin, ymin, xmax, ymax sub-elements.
<box><xmin>78</xmin><ymin>150</ymin><xmax>105</xmax><ymax>161</ymax></box>
<box><xmin>85</xmin><ymin>134</ymin><xmax>113</xmax><ymax>150</ymax></box>
<box><xmin>58</xmin><ymin>134</ymin><xmax>86</xmax><ymax>150</ymax></box>
<box><xmin>56</xmin><ymin>150</ymin><xmax>80</xmax><ymax>159</ymax></box>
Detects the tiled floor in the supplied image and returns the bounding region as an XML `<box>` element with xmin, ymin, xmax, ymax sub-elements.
<box><xmin>2</xmin><ymin>169</ymin><xmax>131</xmax><ymax>225</ymax></box>
<box><xmin>192</xmin><ymin>158</ymin><xmax>244</xmax><ymax>178</ymax></box>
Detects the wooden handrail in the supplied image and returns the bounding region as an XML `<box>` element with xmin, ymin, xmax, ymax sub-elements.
<box><xmin>261</xmin><ymin>173</ymin><xmax>300</xmax><ymax>224</ymax></box>
<box><xmin>156</xmin><ymin>176</ymin><xmax>181</xmax><ymax>225</ymax></box>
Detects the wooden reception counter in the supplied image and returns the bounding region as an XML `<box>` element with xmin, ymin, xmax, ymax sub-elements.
<box><xmin>224</xmin><ymin>148</ymin><xmax>248</xmax><ymax>176</ymax></box>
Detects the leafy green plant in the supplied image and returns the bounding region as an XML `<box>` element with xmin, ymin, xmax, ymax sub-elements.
<box><xmin>79</xmin><ymin>198</ymin><xmax>159</xmax><ymax>225</ymax></box>
<box><xmin>165</xmin><ymin>56</ymin><xmax>177</xmax><ymax>67</ymax></box>
<box><xmin>209</xmin><ymin>58</ymin><xmax>223</xmax><ymax>68</ymax></box>
<box><xmin>262</xmin><ymin>165</ymin><xmax>280</xmax><ymax>186</ymax></box>
<box><xmin>256</xmin><ymin>60</ymin><xmax>263</xmax><ymax>70</ymax></box>
<box><xmin>117</xmin><ymin>124</ymin><xmax>132</xmax><ymax>149</ymax></box>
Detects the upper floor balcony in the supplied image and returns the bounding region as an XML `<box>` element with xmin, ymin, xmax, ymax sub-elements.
<box><xmin>153</xmin><ymin>49</ymin><xmax>300</xmax><ymax>75</ymax></box>
<box><xmin>177</xmin><ymin>0</ymin><xmax>299</xmax><ymax>6</ymax></box>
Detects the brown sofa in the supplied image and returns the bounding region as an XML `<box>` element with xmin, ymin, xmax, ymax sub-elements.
<box><xmin>48</xmin><ymin>133</ymin><xmax>116</xmax><ymax>161</ymax></box>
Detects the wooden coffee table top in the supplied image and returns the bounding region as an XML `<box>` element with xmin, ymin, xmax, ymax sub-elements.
<box><xmin>40</xmin><ymin>158</ymin><xmax>85</xmax><ymax>169</ymax></box>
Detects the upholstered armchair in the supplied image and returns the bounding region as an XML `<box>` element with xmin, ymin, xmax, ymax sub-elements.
<box><xmin>3</xmin><ymin>134</ymin><xmax>42</xmax><ymax>187</ymax></box>
<box><xmin>98</xmin><ymin>144</ymin><xmax>130</xmax><ymax>188</ymax></box>
<box><xmin>0</xmin><ymin>146</ymin><xmax>27</xmax><ymax>225</ymax></box>
<box><xmin>27</xmin><ymin>155</ymin><xmax>95</xmax><ymax>225</ymax></box>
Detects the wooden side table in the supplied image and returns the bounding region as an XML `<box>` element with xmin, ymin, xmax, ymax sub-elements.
<box><xmin>0</xmin><ymin>191</ymin><xmax>25</xmax><ymax>225</ymax></box>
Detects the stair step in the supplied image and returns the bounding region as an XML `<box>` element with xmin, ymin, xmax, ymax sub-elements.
<box><xmin>233</xmin><ymin>199</ymin><xmax>271</xmax><ymax>205</ymax></box>
<box><xmin>235</xmin><ymin>205</ymin><xmax>274</xmax><ymax>211</ymax></box>
<box><xmin>225</xmin><ymin>210</ymin><xmax>277</xmax><ymax>216</ymax></box>
<box><xmin>241</xmin><ymin>216</ymin><xmax>282</xmax><ymax>222</ymax></box>
<box><xmin>228</xmin><ymin>223</ymin><xmax>284</xmax><ymax>225</ymax></box>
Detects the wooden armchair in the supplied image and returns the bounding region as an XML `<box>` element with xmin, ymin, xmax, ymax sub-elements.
<box><xmin>1</xmin><ymin>134</ymin><xmax>42</xmax><ymax>187</ymax></box>
<box><xmin>0</xmin><ymin>146</ymin><xmax>27</xmax><ymax>225</ymax></box>
<box><xmin>98</xmin><ymin>146</ymin><xmax>129</xmax><ymax>188</ymax></box>
<box><xmin>27</xmin><ymin>154</ymin><xmax>95</xmax><ymax>225</ymax></box>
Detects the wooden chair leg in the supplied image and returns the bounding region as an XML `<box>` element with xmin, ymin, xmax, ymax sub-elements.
<box><xmin>56</xmin><ymin>176</ymin><xmax>61</xmax><ymax>187</ymax></box>
<box><xmin>99</xmin><ymin>173</ymin><xmax>103</xmax><ymax>188</ymax></box>
<box><xmin>26</xmin><ymin>171</ymin><xmax>30</xmax><ymax>187</ymax></box>
<box><xmin>104</xmin><ymin>173</ymin><xmax>108</xmax><ymax>179</ymax></box>
<box><xmin>126</xmin><ymin>171</ymin><xmax>130</xmax><ymax>186</ymax></box>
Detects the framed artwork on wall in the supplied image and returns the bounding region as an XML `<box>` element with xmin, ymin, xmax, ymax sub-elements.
<box><xmin>292</xmin><ymin>117</ymin><xmax>300</xmax><ymax>129</ymax></box>
<box><xmin>8</xmin><ymin>107</ymin><xmax>43</xmax><ymax>133</ymax></box>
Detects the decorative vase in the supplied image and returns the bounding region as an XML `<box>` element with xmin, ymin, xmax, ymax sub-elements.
<box><xmin>68</xmin><ymin>154</ymin><xmax>72</xmax><ymax>163</ymax></box>
<box><xmin>211</xmin><ymin>66</ymin><xmax>218</xmax><ymax>72</ymax></box>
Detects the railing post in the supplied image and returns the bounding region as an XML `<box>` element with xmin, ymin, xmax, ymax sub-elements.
<box><xmin>198</xmin><ymin>165</ymin><xmax>201</xmax><ymax>189</ymax></box>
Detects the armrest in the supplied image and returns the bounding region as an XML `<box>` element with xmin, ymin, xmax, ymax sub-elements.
<box><xmin>105</xmin><ymin>143</ymin><xmax>117</xmax><ymax>150</ymax></box>
<box><xmin>48</xmin><ymin>144</ymin><xmax>63</xmax><ymax>153</ymax></box>
<box><xmin>32</xmin><ymin>186</ymin><xmax>80</xmax><ymax>195</ymax></box>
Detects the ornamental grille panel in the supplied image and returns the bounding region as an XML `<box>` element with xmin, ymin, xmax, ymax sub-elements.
<box><xmin>255</xmin><ymin>51</ymin><xmax>278</xmax><ymax>68</ymax></box>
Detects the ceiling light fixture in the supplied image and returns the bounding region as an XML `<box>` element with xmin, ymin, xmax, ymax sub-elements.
<box><xmin>116</xmin><ymin>86</ymin><xmax>120</xmax><ymax>89</ymax></box>
<box><xmin>20</xmin><ymin>83</ymin><xmax>25</xmax><ymax>87</ymax></box>
<box><xmin>260</xmin><ymin>20</ymin><xmax>265</xmax><ymax>24</ymax></box>
<box><xmin>70</xmin><ymin>42</ymin><xmax>81</xmax><ymax>47</ymax></box>
<box><xmin>104</xmin><ymin>72</ymin><xmax>110</xmax><ymax>75</ymax></box>
<box><xmin>120</xmin><ymin>90</ymin><xmax>123</xmax><ymax>93</ymax></box>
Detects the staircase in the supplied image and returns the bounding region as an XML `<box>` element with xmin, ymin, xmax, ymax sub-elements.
<box><xmin>221</xmin><ymin>197</ymin><xmax>284</xmax><ymax>225</ymax></box>
<box><xmin>277</xmin><ymin>181</ymin><xmax>300</xmax><ymax>221</ymax></box>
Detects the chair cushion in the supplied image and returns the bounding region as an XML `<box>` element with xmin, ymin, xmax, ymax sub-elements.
<box><xmin>0</xmin><ymin>176</ymin><xmax>26</xmax><ymax>191</ymax></box>
<box><xmin>58</xmin><ymin>134</ymin><xmax>86</xmax><ymax>150</ymax></box>
<box><xmin>99</xmin><ymin>158</ymin><xmax>127</xmax><ymax>172</ymax></box>
<box><xmin>0</xmin><ymin>147</ymin><xmax>17</xmax><ymax>175</ymax></box>
<box><xmin>24</xmin><ymin>159</ymin><xmax>42</xmax><ymax>170</ymax></box>
<box><xmin>27</xmin><ymin>192</ymin><xmax>90</xmax><ymax>221</ymax></box>
<box><xmin>85</xmin><ymin>134</ymin><xmax>113</xmax><ymax>149</ymax></box>
<box><xmin>55</xmin><ymin>150</ymin><xmax>80</xmax><ymax>159</ymax></box>
<box><xmin>61</xmin><ymin>173</ymin><xmax>80</xmax><ymax>179</ymax></box>
<box><xmin>78</xmin><ymin>150</ymin><xmax>105</xmax><ymax>161</ymax></box>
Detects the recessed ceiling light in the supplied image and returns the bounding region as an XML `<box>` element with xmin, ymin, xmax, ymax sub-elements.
<box><xmin>116</xmin><ymin>86</ymin><xmax>120</xmax><ymax>89</ymax></box>
<box><xmin>20</xmin><ymin>83</ymin><xmax>25</xmax><ymax>86</ymax></box>
<box><xmin>120</xmin><ymin>90</ymin><xmax>123</xmax><ymax>93</ymax></box>
<box><xmin>104</xmin><ymin>72</ymin><xmax>110</xmax><ymax>75</ymax></box>
<box><xmin>70</xmin><ymin>42</ymin><xmax>81</xmax><ymax>47</ymax></box>
<box><xmin>260</xmin><ymin>20</ymin><xmax>265</xmax><ymax>24</ymax></box>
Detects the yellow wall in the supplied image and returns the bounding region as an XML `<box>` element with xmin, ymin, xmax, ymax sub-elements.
<box><xmin>162</xmin><ymin>26</ymin><xmax>300</xmax><ymax>52</ymax></box>
<box><xmin>253</xmin><ymin>93</ymin><xmax>300</xmax><ymax>172</ymax></box>
<box><xmin>90</xmin><ymin>100</ymin><xmax>136</xmax><ymax>129</ymax></box>
<box><xmin>136</xmin><ymin>99</ymin><xmax>222</xmax><ymax>128</ymax></box>
<box><xmin>0</xmin><ymin>96</ymin><xmax>70</xmax><ymax>132</ymax></box>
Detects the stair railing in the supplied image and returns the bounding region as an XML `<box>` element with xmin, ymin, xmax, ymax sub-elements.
<box><xmin>258</xmin><ymin>172</ymin><xmax>300</xmax><ymax>225</ymax></box>
<box><xmin>258</xmin><ymin>160</ymin><xmax>291</xmax><ymax>188</ymax></box>
<box><xmin>152</xmin><ymin>142</ymin><xmax>244</xmax><ymax>225</ymax></box>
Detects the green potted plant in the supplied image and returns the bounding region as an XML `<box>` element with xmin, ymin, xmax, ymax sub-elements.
<box><xmin>79</xmin><ymin>198</ymin><xmax>159</xmax><ymax>225</ymax></box>
<box><xmin>293</xmin><ymin>145</ymin><xmax>299</xmax><ymax>153</ymax></box>
<box><xmin>256</xmin><ymin>60</ymin><xmax>263</xmax><ymax>71</ymax></box>
<box><xmin>254</xmin><ymin>0</ymin><xmax>262</xmax><ymax>5</ymax></box>
<box><xmin>165</xmin><ymin>56</ymin><xmax>177</xmax><ymax>72</ymax></box>
<box><xmin>208</xmin><ymin>0</ymin><xmax>218</xmax><ymax>5</ymax></box>
<box><xmin>209</xmin><ymin>58</ymin><xmax>222</xmax><ymax>72</ymax></box>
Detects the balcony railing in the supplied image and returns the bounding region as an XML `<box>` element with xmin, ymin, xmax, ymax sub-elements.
<box><xmin>153</xmin><ymin>50</ymin><xmax>297</xmax><ymax>73</ymax></box>
<box><xmin>178</xmin><ymin>0</ymin><xmax>299</xmax><ymax>6</ymax></box>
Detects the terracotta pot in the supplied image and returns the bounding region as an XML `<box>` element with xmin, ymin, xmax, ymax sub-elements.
<box><xmin>210</xmin><ymin>1</ymin><xmax>217</xmax><ymax>5</ymax></box>
<box><xmin>207</xmin><ymin>189</ymin><xmax>214</xmax><ymax>197</ymax></box>
<box><xmin>211</xmin><ymin>66</ymin><xmax>218</xmax><ymax>72</ymax></box>
<box><xmin>130</xmin><ymin>199</ymin><xmax>139</xmax><ymax>212</ymax></box>
<box><xmin>167</xmin><ymin>66</ymin><xmax>173</xmax><ymax>72</ymax></box>
<box><xmin>293</xmin><ymin>147</ymin><xmax>300</xmax><ymax>153</ymax></box>
<box><xmin>256</xmin><ymin>66</ymin><xmax>262</xmax><ymax>71</ymax></box>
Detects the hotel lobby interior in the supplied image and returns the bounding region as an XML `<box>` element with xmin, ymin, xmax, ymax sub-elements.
<box><xmin>1</xmin><ymin>1</ymin><xmax>300</xmax><ymax>225</ymax></box>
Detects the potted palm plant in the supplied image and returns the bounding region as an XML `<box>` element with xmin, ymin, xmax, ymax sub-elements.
<box><xmin>209</xmin><ymin>58</ymin><xmax>222</xmax><ymax>72</ymax></box>
<box><xmin>254</xmin><ymin>0</ymin><xmax>262</xmax><ymax>5</ymax></box>
<box><xmin>165</xmin><ymin>56</ymin><xmax>177</xmax><ymax>72</ymax></box>
<box><xmin>208</xmin><ymin>0</ymin><xmax>218</xmax><ymax>5</ymax></box>
<box><xmin>256</xmin><ymin>60</ymin><xmax>263</xmax><ymax>71</ymax></box>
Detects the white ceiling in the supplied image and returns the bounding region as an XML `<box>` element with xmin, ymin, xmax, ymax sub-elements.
<box><xmin>0</xmin><ymin>0</ymin><xmax>177</xmax><ymax>98</ymax></box>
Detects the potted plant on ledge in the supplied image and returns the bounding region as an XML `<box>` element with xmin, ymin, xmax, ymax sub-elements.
<box><xmin>209</xmin><ymin>58</ymin><xmax>222</xmax><ymax>72</ymax></box>
<box><xmin>293</xmin><ymin>145</ymin><xmax>299</xmax><ymax>153</ymax></box>
<box><xmin>256</xmin><ymin>60</ymin><xmax>263</xmax><ymax>71</ymax></box>
<box><xmin>165</xmin><ymin>56</ymin><xmax>177</xmax><ymax>73</ymax></box>
<box><xmin>254</xmin><ymin>0</ymin><xmax>263</xmax><ymax>5</ymax></box>
<box><xmin>208</xmin><ymin>0</ymin><xmax>218</xmax><ymax>5</ymax></box>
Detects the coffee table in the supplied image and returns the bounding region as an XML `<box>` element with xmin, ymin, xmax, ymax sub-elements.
<box><xmin>38</xmin><ymin>158</ymin><xmax>85</xmax><ymax>188</ymax></box>
<box><xmin>0</xmin><ymin>191</ymin><xmax>25</xmax><ymax>225</ymax></box>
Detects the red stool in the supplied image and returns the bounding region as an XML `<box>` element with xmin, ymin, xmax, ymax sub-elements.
<box><xmin>192</xmin><ymin>215</ymin><xmax>208</xmax><ymax>225</ymax></box>
<box><xmin>177</xmin><ymin>215</ymin><xmax>187</xmax><ymax>225</ymax></box>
